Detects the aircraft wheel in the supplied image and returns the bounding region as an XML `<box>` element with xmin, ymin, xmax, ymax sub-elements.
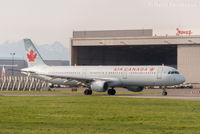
<box><xmin>162</xmin><ymin>91</ymin><xmax>167</xmax><ymax>96</ymax></box>
<box><xmin>49</xmin><ymin>84</ymin><xmax>54</xmax><ymax>88</ymax></box>
<box><xmin>84</xmin><ymin>89</ymin><xmax>92</xmax><ymax>95</ymax></box>
<box><xmin>108</xmin><ymin>89</ymin><xmax>116</xmax><ymax>95</ymax></box>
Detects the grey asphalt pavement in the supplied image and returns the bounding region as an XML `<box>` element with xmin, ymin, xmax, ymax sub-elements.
<box><xmin>0</xmin><ymin>88</ymin><xmax>200</xmax><ymax>101</ymax></box>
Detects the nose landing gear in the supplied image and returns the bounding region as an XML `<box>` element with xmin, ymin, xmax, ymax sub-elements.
<box><xmin>162</xmin><ymin>87</ymin><xmax>167</xmax><ymax>96</ymax></box>
<box><xmin>162</xmin><ymin>91</ymin><xmax>168</xmax><ymax>96</ymax></box>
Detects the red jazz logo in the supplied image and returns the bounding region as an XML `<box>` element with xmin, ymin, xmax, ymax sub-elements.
<box><xmin>27</xmin><ymin>50</ymin><xmax>37</xmax><ymax>62</ymax></box>
<box><xmin>176</xmin><ymin>28</ymin><xmax>192</xmax><ymax>36</ymax></box>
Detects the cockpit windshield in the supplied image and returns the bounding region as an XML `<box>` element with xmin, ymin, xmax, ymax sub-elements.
<box><xmin>168</xmin><ymin>71</ymin><xmax>179</xmax><ymax>74</ymax></box>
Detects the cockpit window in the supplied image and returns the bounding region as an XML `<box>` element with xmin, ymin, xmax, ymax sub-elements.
<box><xmin>168</xmin><ymin>71</ymin><xmax>179</xmax><ymax>74</ymax></box>
<box><xmin>175</xmin><ymin>71</ymin><xmax>179</xmax><ymax>74</ymax></box>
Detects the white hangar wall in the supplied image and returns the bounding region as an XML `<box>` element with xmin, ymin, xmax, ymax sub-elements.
<box><xmin>71</xmin><ymin>29</ymin><xmax>200</xmax><ymax>84</ymax></box>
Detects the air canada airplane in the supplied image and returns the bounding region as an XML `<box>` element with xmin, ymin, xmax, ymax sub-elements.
<box><xmin>21</xmin><ymin>39</ymin><xmax>185</xmax><ymax>96</ymax></box>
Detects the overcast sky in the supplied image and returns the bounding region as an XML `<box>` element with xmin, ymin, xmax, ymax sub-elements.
<box><xmin>0</xmin><ymin>0</ymin><xmax>200</xmax><ymax>47</ymax></box>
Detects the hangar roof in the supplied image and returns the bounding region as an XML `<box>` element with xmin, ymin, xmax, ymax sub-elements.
<box><xmin>71</xmin><ymin>35</ymin><xmax>200</xmax><ymax>46</ymax></box>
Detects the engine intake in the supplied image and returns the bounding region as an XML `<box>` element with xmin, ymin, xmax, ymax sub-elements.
<box><xmin>91</xmin><ymin>81</ymin><xmax>108</xmax><ymax>92</ymax></box>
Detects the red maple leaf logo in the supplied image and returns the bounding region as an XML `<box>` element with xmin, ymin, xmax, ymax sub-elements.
<box><xmin>150</xmin><ymin>67</ymin><xmax>155</xmax><ymax>71</ymax></box>
<box><xmin>27</xmin><ymin>50</ymin><xmax>37</xmax><ymax>62</ymax></box>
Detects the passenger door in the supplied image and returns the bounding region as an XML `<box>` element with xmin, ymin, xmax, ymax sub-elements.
<box><xmin>157</xmin><ymin>67</ymin><xmax>163</xmax><ymax>79</ymax></box>
<box><xmin>122</xmin><ymin>71</ymin><xmax>127</xmax><ymax>79</ymax></box>
<box><xmin>82</xmin><ymin>68</ymin><xmax>86</xmax><ymax>78</ymax></box>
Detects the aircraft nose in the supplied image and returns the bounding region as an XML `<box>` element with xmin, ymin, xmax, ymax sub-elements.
<box><xmin>180</xmin><ymin>75</ymin><xmax>186</xmax><ymax>83</ymax></box>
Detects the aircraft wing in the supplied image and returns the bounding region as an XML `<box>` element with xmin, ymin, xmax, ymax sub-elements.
<box><xmin>20</xmin><ymin>69</ymin><xmax>119</xmax><ymax>87</ymax></box>
<box><xmin>45</xmin><ymin>74</ymin><xmax>115</xmax><ymax>81</ymax></box>
<box><xmin>38</xmin><ymin>73</ymin><xmax>118</xmax><ymax>87</ymax></box>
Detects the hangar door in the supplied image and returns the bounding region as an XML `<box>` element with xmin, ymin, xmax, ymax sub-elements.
<box><xmin>178</xmin><ymin>45</ymin><xmax>200</xmax><ymax>83</ymax></box>
<box><xmin>76</xmin><ymin>45</ymin><xmax>177</xmax><ymax>67</ymax></box>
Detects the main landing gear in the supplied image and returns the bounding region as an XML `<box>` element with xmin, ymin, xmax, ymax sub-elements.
<box><xmin>84</xmin><ymin>88</ymin><xmax>116</xmax><ymax>96</ymax></box>
<box><xmin>162</xmin><ymin>87</ymin><xmax>167</xmax><ymax>96</ymax></box>
<box><xmin>49</xmin><ymin>84</ymin><xmax>54</xmax><ymax>88</ymax></box>
<box><xmin>84</xmin><ymin>88</ymin><xmax>116</xmax><ymax>95</ymax></box>
<box><xmin>107</xmin><ymin>88</ymin><xmax>116</xmax><ymax>95</ymax></box>
<box><xmin>84</xmin><ymin>89</ymin><xmax>92</xmax><ymax>95</ymax></box>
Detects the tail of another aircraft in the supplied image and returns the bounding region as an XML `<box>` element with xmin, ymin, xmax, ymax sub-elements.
<box><xmin>24</xmin><ymin>39</ymin><xmax>47</xmax><ymax>68</ymax></box>
<box><xmin>1</xmin><ymin>65</ymin><xmax>5</xmax><ymax>78</ymax></box>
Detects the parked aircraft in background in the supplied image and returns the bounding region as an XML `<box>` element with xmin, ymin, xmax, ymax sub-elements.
<box><xmin>0</xmin><ymin>64</ymin><xmax>18</xmax><ymax>77</ymax></box>
<box><xmin>21</xmin><ymin>39</ymin><xmax>185</xmax><ymax>96</ymax></box>
<box><xmin>1</xmin><ymin>65</ymin><xmax>5</xmax><ymax>77</ymax></box>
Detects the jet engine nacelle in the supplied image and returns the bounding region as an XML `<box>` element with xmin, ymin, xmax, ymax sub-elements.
<box><xmin>90</xmin><ymin>80</ymin><xmax>108</xmax><ymax>92</ymax></box>
<box><xmin>126</xmin><ymin>86</ymin><xmax>144</xmax><ymax>92</ymax></box>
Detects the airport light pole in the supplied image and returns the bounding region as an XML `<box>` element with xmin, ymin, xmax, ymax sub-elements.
<box><xmin>10</xmin><ymin>53</ymin><xmax>15</xmax><ymax>76</ymax></box>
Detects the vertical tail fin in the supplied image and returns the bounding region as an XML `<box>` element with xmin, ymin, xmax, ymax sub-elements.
<box><xmin>24</xmin><ymin>39</ymin><xmax>46</xmax><ymax>68</ymax></box>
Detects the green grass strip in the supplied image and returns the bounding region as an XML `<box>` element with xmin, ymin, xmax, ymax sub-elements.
<box><xmin>0</xmin><ymin>96</ymin><xmax>199</xmax><ymax>134</ymax></box>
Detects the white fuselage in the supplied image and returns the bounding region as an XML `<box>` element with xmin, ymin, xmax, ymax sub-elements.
<box><xmin>22</xmin><ymin>65</ymin><xmax>185</xmax><ymax>88</ymax></box>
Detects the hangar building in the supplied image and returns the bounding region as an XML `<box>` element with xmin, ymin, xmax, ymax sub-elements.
<box><xmin>70</xmin><ymin>29</ymin><xmax>200</xmax><ymax>85</ymax></box>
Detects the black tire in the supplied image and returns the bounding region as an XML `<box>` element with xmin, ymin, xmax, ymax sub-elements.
<box><xmin>162</xmin><ymin>91</ymin><xmax>167</xmax><ymax>96</ymax></box>
<box><xmin>108</xmin><ymin>89</ymin><xmax>116</xmax><ymax>95</ymax></box>
<box><xmin>84</xmin><ymin>89</ymin><xmax>92</xmax><ymax>95</ymax></box>
<box><xmin>88</xmin><ymin>90</ymin><xmax>92</xmax><ymax>95</ymax></box>
<box><xmin>50</xmin><ymin>84</ymin><xmax>54</xmax><ymax>88</ymax></box>
<box><xmin>84</xmin><ymin>90</ymin><xmax>88</xmax><ymax>95</ymax></box>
